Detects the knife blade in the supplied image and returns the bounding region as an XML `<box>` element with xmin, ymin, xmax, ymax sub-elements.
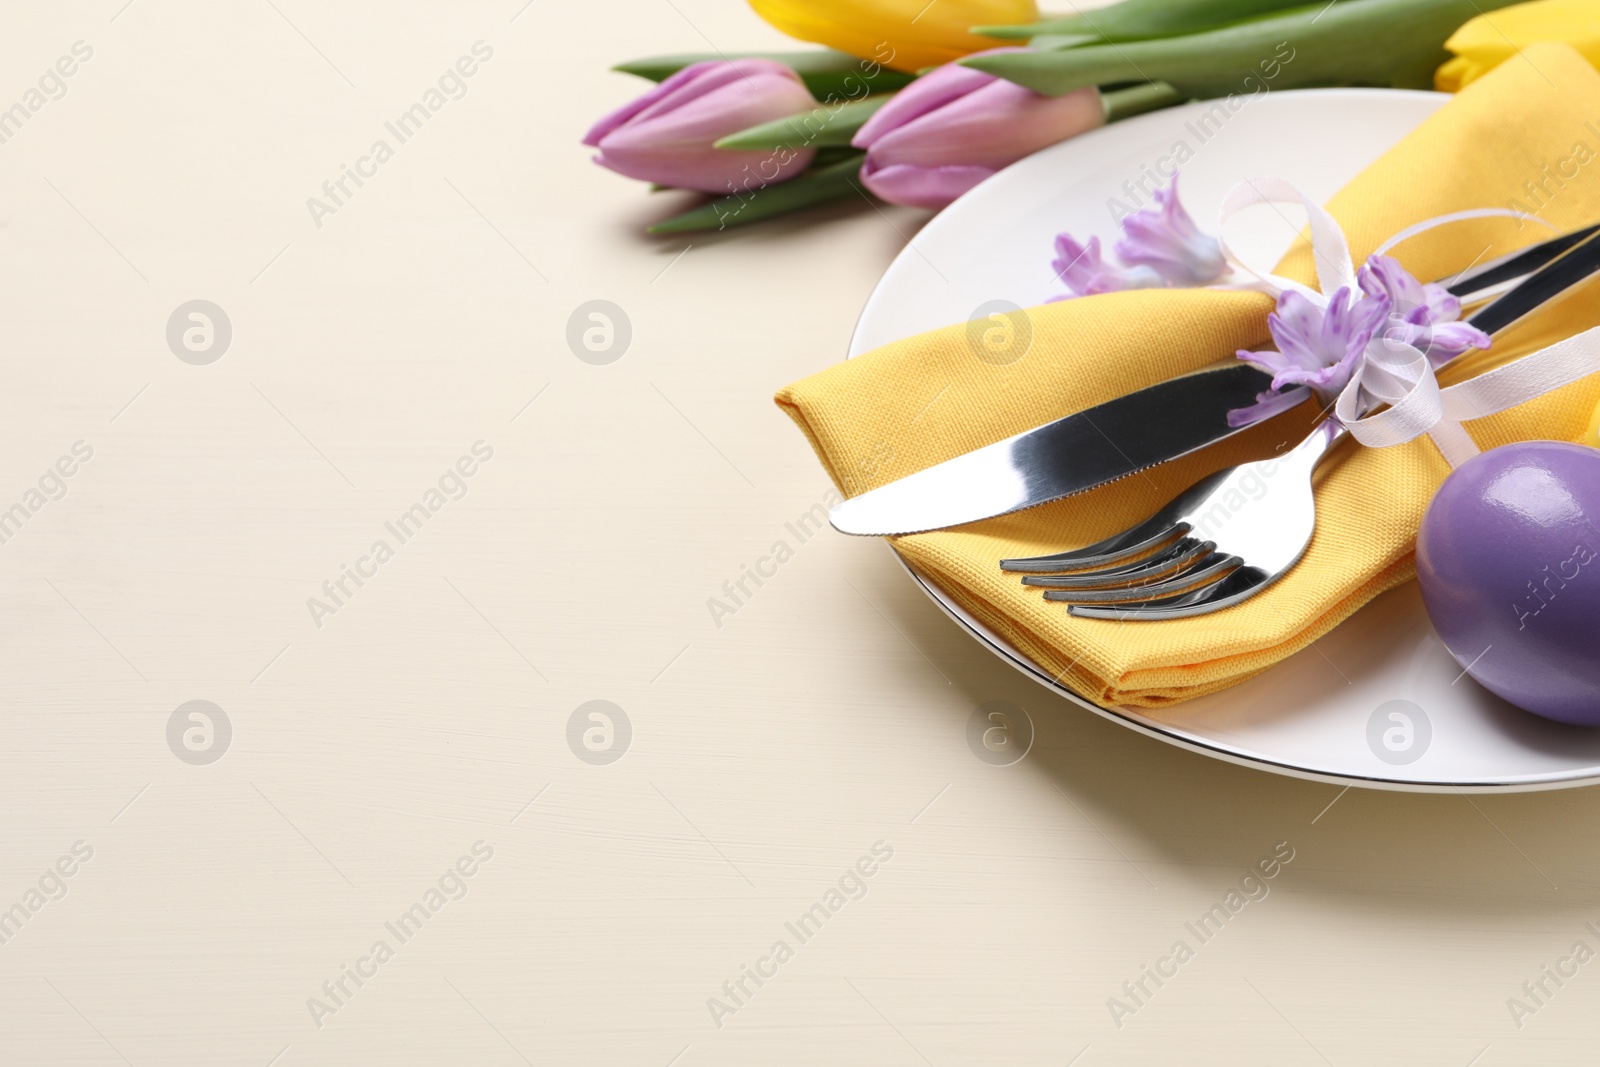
<box><xmin>831</xmin><ymin>224</ymin><xmax>1600</xmax><ymax>537</ymax></box>
<box><xmin>829</xmin><ymin>362</ymin><xmax>1272</xmax><ymax>536</ymax></box>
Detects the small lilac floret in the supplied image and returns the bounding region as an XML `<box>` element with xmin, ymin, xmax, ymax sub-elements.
<box><xmin>1358</xmin><ymin>253</ymin><xmax>1491</xmax><ymax>366</ymax></box>
<box><xmin>1113</xmin><ymin>175</ymin><xmax>1228</xmax><ymax>287</ymax></box>
<box><xmin>1048</xmin><ymin>233</ymin><xmax>1164</xmax><ymax>300</ymax></box>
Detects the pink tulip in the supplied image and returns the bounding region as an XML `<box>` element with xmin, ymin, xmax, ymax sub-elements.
<box><xmin>584</xmin><ymin>59</ymin><xmax>818</xmax><ymax>195</ymax></box>
<box><xmin>851</xmin><ymin>49</ymin><xmax>1104</xmax><ymax>210</ymax></box>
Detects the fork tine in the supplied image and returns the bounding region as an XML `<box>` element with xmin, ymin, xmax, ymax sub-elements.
<box><xmin>1040</xmin><ymin>554</ymin><xmax>1239</xmax><ymax>604</ymax></box>
<box><xmin>999</xmin><ymin>519</ymin><xmax>1190</xmax><ymax>573</ymax></box>
<box><xmin>1020</xmin><ymin>538</ymin><xmax>1216</xmax><ymax>589</ymax></box>
<box><xmin>1065</xmin><ymin>567</ymin><xmax>1271</xmax><ymax>619</ymax></box>
<box><xmin>1017</xmin><ymin>539</ymin><xmax>1195</xmax><ymax>588</ymax></box>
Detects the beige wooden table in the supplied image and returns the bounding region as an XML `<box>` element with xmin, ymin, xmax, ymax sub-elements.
<box><xmin>2</xmin><ymin>1</ymin><xmax>1598</xmax><ymax>1063</ymax></box>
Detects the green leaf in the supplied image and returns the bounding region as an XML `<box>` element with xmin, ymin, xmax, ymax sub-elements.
<box><xmin>648</xmin><ymin>155</ymin><xmax>866</xmax><ymax>234</ymax></box>
<box><xmin>811</xmin><ymin>145</ymin><xmax>867</xmax><ymax>167</ymax></box>
<box><xmin>714</xmin><ymin>96</ymin><xmax>888</xmax><ymax>151</ymax></box>
<box><xmin>1026</xmin><ymin>33</ymin><xmax>1102</xmax><ymax>49</ymax></box>
<box><xmin>612</xmin><ymin>50</ymin><xmax>913</xmax><ymax>100</ymax></box>
<box><xmin>976</xmin><ymin>0</ymin><xmax>1323</xmax><ymax>41</ymax></box>
<box><xmin>963</xmin><ymin>0</ymin><xmax>1521</xmax><ymax>98</ymax></box>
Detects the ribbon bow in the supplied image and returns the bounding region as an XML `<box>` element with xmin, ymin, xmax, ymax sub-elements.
<box><xmin>1215</xmin><ymin>179</ymin><xmax>1600</xmax><ymax>467</ymax></box>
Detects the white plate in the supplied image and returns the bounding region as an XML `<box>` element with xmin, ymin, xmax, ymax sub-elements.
<box><xmin>848</xmin><ymin>88</ymin><xmax>1600</xmax><ymax>793</ymax></box>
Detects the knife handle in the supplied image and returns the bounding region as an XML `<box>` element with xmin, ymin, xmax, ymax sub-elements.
<box><xmin>1463</xmin><ymin>229</ymin><xmax>1600</xmax><ymax>338</ymax></box>
<box><xmin>1447</xmin><ymin>222</ymin><xmax>1600</xmax><ymax>305</ymax></box>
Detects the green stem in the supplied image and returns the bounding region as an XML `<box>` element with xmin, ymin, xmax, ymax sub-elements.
<box><xmin>811</xmin><ymin>145</ymin><xmax>866</xmax><ymax>167</ymax></box>
<box><xmin>714</xmin><ymin>96</ymin><xmax>888</xmax><ymax>151</ymax></box>
<box><xmin>647</xmin><ymin>155</ymin><xmax>867</xmax><ymax>234</ymax></box>
<box><xmin>613</xmin><ymin>50</ymin><xmax>914</xmax><ymax>101</ymax></box>
<box><xmin>962</xmin><ymin>0</ymin><xmax>1519</xmax><ymax>97</ymax></box>
<box><xmin>1101</xmin><ymin>81</ymin><xmax>1188</xmax><ymax>122</ymax></box>
<box><xmin>978</xmin><ymin>0</ymin><xmax>1324</xmax><ymax>41</ymax></box>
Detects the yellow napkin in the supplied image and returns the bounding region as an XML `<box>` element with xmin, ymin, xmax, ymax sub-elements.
<box><xmin>777</xmin><ymin>43</ymin><xmax>1600</xmax><ymax>709</ymax></box>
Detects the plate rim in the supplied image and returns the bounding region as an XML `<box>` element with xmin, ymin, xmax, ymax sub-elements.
<box><xmin>894</xmin><ymin>552</ymin><xmax>1600</xmax><ymax>793</ymax></box>
<box><xmin>847</xmin><ymin>86</ymin><xmax>1600</xmax><ymax>794</ymax></box>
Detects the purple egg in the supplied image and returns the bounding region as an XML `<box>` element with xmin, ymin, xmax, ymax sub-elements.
<box><xmin>1417</xmin><ymin>440</ymin><xmax>1600</xmax><ymax>725</ymax></box>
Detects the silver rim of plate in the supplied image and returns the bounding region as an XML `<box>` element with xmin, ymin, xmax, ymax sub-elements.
<box><xmin>846</xmin><ymin>88</ymin><xmax>1600</xmax><ymax>793</ymax></box>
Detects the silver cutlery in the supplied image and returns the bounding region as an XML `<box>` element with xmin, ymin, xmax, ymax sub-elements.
<box><xmin>1001</xmin><ymin>226</ymin><xmax>1600</xmax><ymax>620</ymax></box>
<box><xmin>829</xmin><ymin>221</ymin><xmax>1600</xmax><ymax>538</ymax></box>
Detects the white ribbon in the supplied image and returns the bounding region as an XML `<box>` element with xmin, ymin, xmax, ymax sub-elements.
<box><xmin>1215</xmin><ymin>177</ymin><xmax>1356</xmax><ymax>305</ymax></box>
<box><xmin>1213</xmin><ymin>179</ymin><xmax>1595</xmax><ymax>467</ymax></box>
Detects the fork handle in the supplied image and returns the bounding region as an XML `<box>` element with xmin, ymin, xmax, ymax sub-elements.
<box><xmin>1278</xmin><ymin>416</ymin><xmax>1348</xmax><ymax>479</ymax></box>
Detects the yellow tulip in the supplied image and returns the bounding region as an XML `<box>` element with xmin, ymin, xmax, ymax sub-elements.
<box><xmin>1437</xmin><ymin>0</ymin><xmax>1600</xmax><ymax>91</ymax></box>
<box><xmin>748</xmin><ymin>0</ymin><xmax>1039</xmax><ymax>74</ymax></box>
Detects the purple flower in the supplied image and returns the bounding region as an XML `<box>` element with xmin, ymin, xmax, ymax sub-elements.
<box><xmin>1113</xmin><ymin>175</ymin><xmax>1227</xmax><ymax>287</ymax></box>
<box><xmin>851</xmin><ymin>49</ymin><xmax>1105</xmax><ymax>210</ymax></box>
<box><xmin>1357</xmin><ymin>253</ymin><xmax>1491</xmax><ymax>366</ymax></box>
<box><xmin>1047</xmin><ymin>233</ymin><xmax>1163</xmax><ymax>300</ymax></box>
<box><xmin>1238</xmin><ymin>286</ymin><xmax>1390</xmax><ymax>396</ymax></box>
<box><xmin>1049</xmin><ymin>174</ymin><xmax>1227</xmax><ymax>300</ymax></box>
<box><xmin>583</xmin><ymin>59</ymin><xmax>817</xmax><ymax>194</ymax></box>
<box><xmin>1225</xmin><ymin>253</ymin><xmax>1495</xmax><ymax>427</ymax></box>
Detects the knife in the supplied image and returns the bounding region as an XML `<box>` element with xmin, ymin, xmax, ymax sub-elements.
<box><xmin>831</xmin><ymin>223</ymin><xmax>1600</xmax><ymax>537</ymax></box>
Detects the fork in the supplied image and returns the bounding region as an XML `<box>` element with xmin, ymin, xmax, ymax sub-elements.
<box><xmin>999</xmin><ymin>228</ymin><xmax>1600</xmax><ymax>620</ymax></box>
<box><xmin>1000</xmin><ymin>418</ymin><xmax>1341</xmax><ymax>619</ymax></box>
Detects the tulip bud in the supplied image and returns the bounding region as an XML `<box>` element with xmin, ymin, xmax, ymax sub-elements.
<box><xmin>850</xmin><ymin>50</ymin><xmax>1103</xmax><ymax>210</ymax></box>
<box><xmin>748</xmin><ymin>0</ymin><xmax>1039</xmax><ymax>73</ymax></box>
<box><xmin>1436</xmin><ymin>0</ymin><xmax>1600</xmax><ymax>91</ymax></box>
<box><xmin>584</xmin><ymin>59</ymin><xmax>818</xmax><ymax>194</ymax></box>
